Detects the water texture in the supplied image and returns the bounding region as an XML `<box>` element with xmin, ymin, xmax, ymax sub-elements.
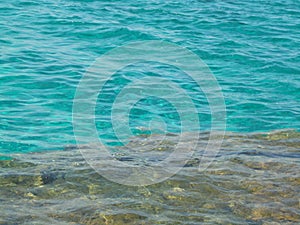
<box><xmin>0</xmin><ymin>0</ymin><xmax>300</xmax><ymax>224</ymax></box>
<box><xmin>0</xmin><ymin>0</ymin><xmax>299</xmax><ymax>152</ymax></box>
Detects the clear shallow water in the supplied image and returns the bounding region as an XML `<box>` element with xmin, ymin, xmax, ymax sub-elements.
<box><xmin>0</xmin><ymin>130</ymin><xmax>299</xmax><ymax>224</ymax></box>
<box><xmin>0</xmin><ymin>0</ymin><xmax>299</xmax><ymax>152</ymax></box>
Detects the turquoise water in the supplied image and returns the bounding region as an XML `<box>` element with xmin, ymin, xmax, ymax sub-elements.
<box><xmin>0</xmin><ymin>0</ymin><xmax>299</xmax><ymax>152</ymax></box>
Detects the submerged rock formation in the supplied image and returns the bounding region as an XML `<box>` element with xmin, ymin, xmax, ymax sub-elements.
<box><xmin>0</xmin><ymin>129</ymin><xmax>299</xmax><ymax>224</ymax></box>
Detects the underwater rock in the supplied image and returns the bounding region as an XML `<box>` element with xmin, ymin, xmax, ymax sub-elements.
<box><xmin>40</xmin><ymin>170</ymin><xmax>59</xmax><ymax>185</ymax></box>
<box><xmin>0</xmin><ymin>129</ymin><xmax>299</xmax><ymax>224</ymax></box>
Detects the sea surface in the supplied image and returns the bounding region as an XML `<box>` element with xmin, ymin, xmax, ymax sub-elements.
<box><xmin>0</xmin><ymin>0</ymin><xmax>299</xmax><ymax>224</ymax></box>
